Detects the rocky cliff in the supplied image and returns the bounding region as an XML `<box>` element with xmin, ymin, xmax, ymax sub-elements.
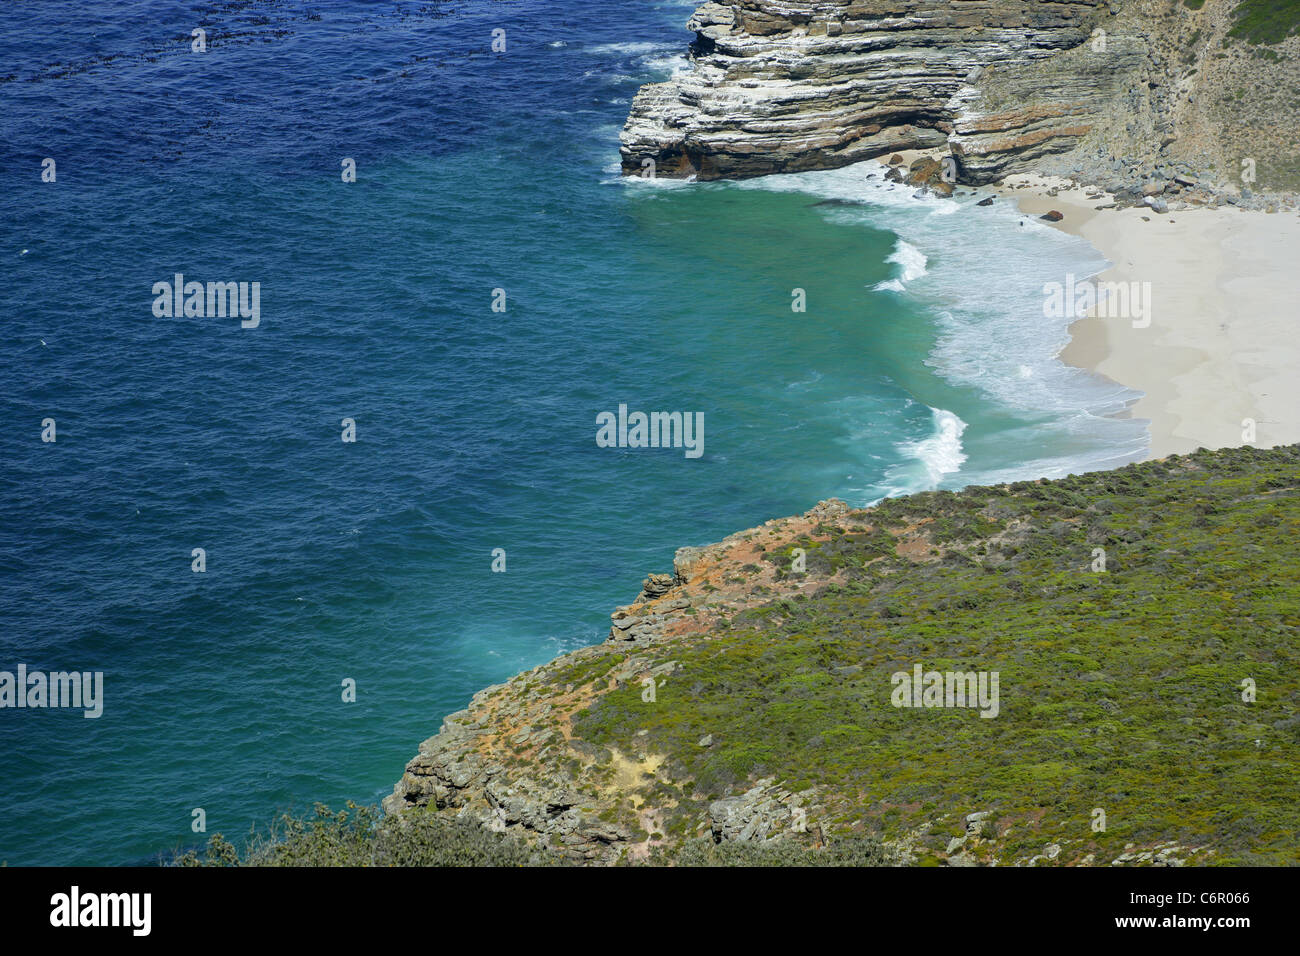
<box><xmin>619</xmin><ymin>0</ymin><xmax>1300</xmax><ymax>193</ymax></box>
<box><xmin>385</xmin><ymin>445</ymin><xmax>1300</xmax><ymax>866</ymax></box>
<box><xmin>383</xmin><ymin>499</ymin><xmax>858</xmax><ymax>863</ymax></box>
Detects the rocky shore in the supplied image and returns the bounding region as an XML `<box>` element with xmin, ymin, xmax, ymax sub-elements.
<box><xmin>620</xmin><ymin>1</ymin><xmax>1300</xmax><ymax>204</ymax></box>
<box><xmin>384</xmin><ymin>447</ymin><xmax>1300</xmax><ymax>865</ymax></box>
<box><xmin>377</xmin><ymin>5</ymin><xmax>1300</xmax><ymax>868</ymax></box>
<box><xmin>383</xmin><ymin>499</ymin><xmax>856</xmax><ymax>863</ymax></box>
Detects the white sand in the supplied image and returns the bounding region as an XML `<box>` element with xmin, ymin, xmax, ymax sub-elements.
<box><xmin>997</xmin><ymin>173</ymin><xmax>1300</xmax><ymax>459</ymax></box>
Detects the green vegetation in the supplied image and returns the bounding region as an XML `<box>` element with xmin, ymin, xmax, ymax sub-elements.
<box><xmin>205</xmin><ymin>446</ymin><xmax>1300</xmax><ymax>866</ymax></box>
<box><xmin>1257</xmin><ymin>154</ymin><xmax>1300</xmax><ymax>191</ymax></box>
<box><xmin>572</xmin><ymin>446</ymin><xmax>1300</xmax><ymax>864</ymax></box>
<box><xmin>173</xmin><ymin>799</ymin><xmax>899</xmax><ymax>867</ymax></box>
<box><xmin>1229</xmin><ymin>0</ymin><xmax>1300</xmax><ymax>43</ymax></box>
<box><xmin>650</xmin><ymin>832</ymin><xmax>894</xmax><ymax>866</ymax></box>
<box><xmin>173</xmin><ymin>802</ymin><xmax>551</xmax><ymax>867</ymax></box>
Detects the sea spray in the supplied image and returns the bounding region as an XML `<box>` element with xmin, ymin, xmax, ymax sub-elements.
<box><xmin>873</xmin><ymin>239</ymin><xmax>929</xmax><ymax>291</ymax></box>
<box><xmin>734</xmin><ymin>162</ymin><xmax>1149</xmax><ymax>483</ymax></box>
<box><xmin>877</xmin><ymin>406</ymin><xmax>969</xmax><ymax>499</ymax></box>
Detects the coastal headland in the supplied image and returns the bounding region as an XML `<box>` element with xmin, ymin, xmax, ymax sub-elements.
<box><xmin>370</xmin><ymin>2</ymin><xmax>1300</xmax><ymax>868</ymax></box>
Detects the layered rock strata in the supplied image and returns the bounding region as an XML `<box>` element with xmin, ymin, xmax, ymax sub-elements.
<box><xmin>620</xmin><ymin>0</ymin><xmax>1148</xmax><ymax>183</ymax></box>
<box><xmin>619</xmin><ymin>0</ymin><xmax>1300</xmax><ymax>194</ymax></box>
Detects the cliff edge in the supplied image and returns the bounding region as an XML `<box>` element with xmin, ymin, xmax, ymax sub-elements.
<box><xmin>619</xmin><ymin>0</ymin><xmax>1300</xmax><ymax>194</ymax></box>
<box><xmin>386</xmin><ymin>445</ymin><xmax>1300</xmax><ymax>866</ymax></box>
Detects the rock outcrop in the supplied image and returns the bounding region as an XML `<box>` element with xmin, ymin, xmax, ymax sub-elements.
<box><xmin>619</xmin><ymin>1</ymin><xmax>1300</xmax><ymax>192</ymax></box>
<box><xmin>385</xmin><ymin>445</ymin><xmax>1300</xmax><ymax>865</ymax></box>
<box><xmin>620</xmin><ymin>0</ymin><xmax>1143</xmax><ymax>182</ymax></box>
<box><xmin>383</xmin><ymin>497</ymin><xmax>863</xmax><ymax>863</ymax></box>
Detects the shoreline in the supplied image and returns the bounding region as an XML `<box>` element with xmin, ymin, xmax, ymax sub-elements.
<box><xmin>993</xmin><ymin>173</ymin><xmax>1300</xmax><ymax>459</ymax></box>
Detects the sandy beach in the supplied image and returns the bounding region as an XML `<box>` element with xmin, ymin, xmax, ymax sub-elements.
<box><xmin>996</xmin><ymin>174</ymin><xmax>1300</xmax><ymax>459</ymax></box>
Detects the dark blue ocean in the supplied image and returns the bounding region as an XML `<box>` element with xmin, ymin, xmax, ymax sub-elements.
<box><xmin>0</xmin><ymin>0</ymin><xmax>1147</xmax><ymax>865</ymax></box>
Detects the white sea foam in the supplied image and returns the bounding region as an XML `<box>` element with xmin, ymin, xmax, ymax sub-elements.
<box><xmin>725</xmin><ymin>161</ymin><xmax>1149</xmax><ymax>484</ymax></box>
<box><xmin>587</xmin><ymin>41</ymin><xmax>691</xmax><ymax>81</ymax></box>
<box><xmin>908</xmin><ymin>407</ymin><xmax>968</xmax><ymax>485</ymax></box>
<box><xmin>876</xmin><ymin>407</ymin><xmax>968</xmax><ymax>499</ymax></box>
<box><xmin>640</xmin><ymin>53</ymin><xmax>690</xmax><ymax>78</ymax></box>
<box><xmin>889</xmin><ymin>240</ymin><xmax>928</xmax><ymax>281</ymax></box>
<box><xmin>618</xmin><ymin>158</ymin><xmax>1149</xmax><ymax>486</ymax></box>
<box><xmin>583</xmin><ymin>69</ymin><xmax>639</xmax><ymax>84</ymax></box>
<box><xmin>785</xmin><ymin>370</ymin><xmax>825</xmax><ymax>391</ymax></box>
<box><xmin>588</xmin><ymin>41</ymin><xmax>669</xmax><ymax>55</ymax></box>
<box><xmin>611</xmin><ymin>169</ymin><xmax>697</xmax><ymax>188</ymax></box>
<box><xmin>873</xmin><ymin>239</ymin><xmax>927</xmax><ymax>290</ymax></box>
<box><xmin>863</xmin><ymin>403</ymin><xmax>967</xmax><ymax>502</ymax></box>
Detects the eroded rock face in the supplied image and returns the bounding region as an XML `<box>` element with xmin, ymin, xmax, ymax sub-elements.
<box><xmin>381</xmin><ymin>448</ymin><xmax>1280</xmax><ymax>865</ymax></box>
<box><xmin>620</xmin><ymin>0</ymin><xmax>1151</xmax><ymax>183</ymax></box>
<box><xmin>709</xmin><ymin>777</ymin><xmax>821</xmax><ymax>843</ymax></box>
<box><xmin>383</xmin><ymin>498</ymin><xmax>862</xmax><ymax>862</ymax></box>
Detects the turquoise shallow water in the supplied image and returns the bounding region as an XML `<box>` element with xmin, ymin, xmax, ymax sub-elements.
<box><xmin>0</xmin><ymin>0</ymin><xmax>1144</xmax><ymax>865</ymax></box>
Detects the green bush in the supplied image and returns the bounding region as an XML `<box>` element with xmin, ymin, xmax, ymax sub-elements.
<box><xmin>172</xmin><ymin>802</ymin><xmax>554</xmax><ymax>867</ymax></box>
<box><xmin>656</xmin><ymin>833</ymin><xmax>896</xmax><ymax>867</ymax></box>
<box><xmin>1229</xmin><ymin>0</ymin><xmax>1300</xmax><ymax>43</ymax></box>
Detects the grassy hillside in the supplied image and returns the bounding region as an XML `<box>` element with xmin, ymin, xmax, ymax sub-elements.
<box><xmin>1229</xmin><ymin>0</ymin><xmax>1300</xmax><ymax>43</ymax></box>
<box><xmin>185</xmin><ymin>445</ymin><xmax>1300</xmax><ymax>866</ymax></box>
<box><xmin>569</xmin><ymin>445</ymin><xmax>1300</xmax><ymax>865</ymax></box>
